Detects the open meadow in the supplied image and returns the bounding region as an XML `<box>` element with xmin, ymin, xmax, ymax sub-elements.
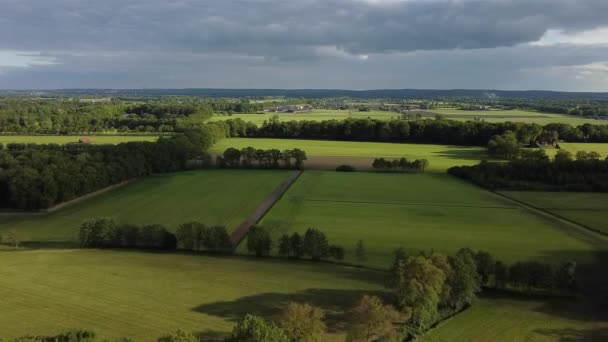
<box><xmin>0</xmin><ymin>135</ymin><xmax>158</xmax><ymax>145</ymax></box>
<box><xmin>211</xmin><ymin>138</ymin><xmax>487</xmax><ymax>172</ymax></box>
<box><xmin>430</xmin><ymin>108</ymin><xmax>604</xmax><ymax>125</ymax></box>
<box><xmin>0</xmin><ymin>249</ymin><xmax>384</xmax><ymax>340</ymax></box>
<box><xmin>0</xmin><ymin>170</ymin><xmax>289</xmax><ymax>243</ymax></box>
<box><xmin>207</xmin><ymin>108</ymin><xmax>604</xmax><ymax>126</ymax></box>
<box><xmin>254</xmin><ymin>171</ymin><xmax>602</xmax><ymax>268</ymax></box>
<box><xmin>500</xmin><ymin>191</ymin><xmax>608</xmax><ymax>235</ymax></box>
<box><xmin>421</xmin><ymin>294</ymin><xmax>608</xmax><ymax>342</ymax></box>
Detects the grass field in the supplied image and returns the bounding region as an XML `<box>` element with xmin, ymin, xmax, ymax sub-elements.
<box><xmin>211</xmin><ymin>138</ymin><xmax>487</xmax><ymax>172</ymax></box>
<box><xmin>500</xmin><ymin>191</ymin><xmax>608</xmax><ymax>235</ymax></box>
<box><xmin>422</xmin><ymin>295</ymin><xmax>608</xmax><ymax>342</ymax></box>
<box><xmin>431</xmin><ymin>108</ymin><xmax>604</xmax><ymax>126</ymax></box>
<box><xmin>254</xmin><ymin>171</ymin><xmax>601</xmax><ymax>268</ymax></box>
<box><xmin>550</xmin><ymin>143</ymin><xmax>608</xmax><ymax>158</ymax></box>
<box><xmin>0</xmin><ymin>249</ymin><xmax>384</xmax><ymax>340</ymax></box>
<box><xmin>0</xmin><ymin>135</ymin><xmax>159</xmax><ymax>145</ymax></box>
<box><xmin>208</xmin><ymin>108</ymin><xmax>604</xmax><ymax>126</ymax></box>
<box><xmin>0</xmin><ymin>170</ymin><xmax>289</xmax><ymax>243</ymax></box>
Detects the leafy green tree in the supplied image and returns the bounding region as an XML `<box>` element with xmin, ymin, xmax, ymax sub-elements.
<box><xmin>120</xmin><ymin>224</ymin><xmax>140</xmax><ymax>248</ymax></box>
<box><xmin>487</xmin><ymin>131</ymin><xmax>521</xmax><ymax>160</ymax></box>
<box><xmin>394</xmin><ymin>255</ymin><xmax>448</xmax><ymax>333</ymax></box>
<box><xmin>278</xmin><ymin>302</ymin><xmax>326</xmax><ymax>342</ymax></box>
<box><xmin>355</xmin><ymin>240</ymin><xmax>367</xmax><ymax>265</ymax></box>
<box><xmin>281</xmin><ymin>150</ymin><xmax>293</xmax><ymax>169</ymax></box>
<box><xmin>494</xmin><ymin>261</ymin><xmax>508</xmax><ymax>289</ymax></box>
<box><xmin>303</xmin><ymin>228</ymin><xmax>329</xmax><ymax>261</ymax></box>
<box><xmin>157</xmin><ymin>330</ymin><xmax>198</xmax><ymax>342</ymax></box>
<box><xmin>554</xmin><ymin>149</ymin><xmax>573</xmax><ymax>163</ymax></box>
<box><xmin>345</xmin><ymin>295</ymin><xmax>404</xmax><ymax>342</ymax></box>
<box><xmin>227</xmin><ymin>314</ymin><xmax>288</xmax><ymax>342</ymax></box>
<box><xmin>291</xmin><ymin>149</ymin><xmax>307</xmax><ymax>169</ymax></box>
<box><xmin>205</xmin><ymin>225</ymin><xmax>233</xmax><ymax>253</ymax></box>
<box><xmin>79</xmin><ymin>217</ymin><xmax>116</xmax><ymax>248</ymax></box>
<box><xmin>247</xmin><ymin>225</ymin><xmax>272</xmax><ymax>257</ymax></box>
<box><xmin>278</xmin><ymin>234</ymin><xmax>291</xmax><ymax>258</ymax></box>
<box><xmin>289</xmin><ymin>233</ymin><xmax>304</xmax><ymax>259</ymax></box>
<box><xmin>445</xmin><ymin>248</ymin><xmax>481</xmax><ymax>310</ymax></box>
<box><xmin>474</xmin><ymin>250</ymin><xmax>495</xmax><ymax>286</ymax></box>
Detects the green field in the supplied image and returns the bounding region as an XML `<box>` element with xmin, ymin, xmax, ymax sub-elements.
<box><xmin>431</xmin><ymin>108</ymin><xmax>604</xmax><ymax>125</ymax></box>
<box><xmin>0</xmin><ymin>170</ymin><xmax>288</xmax><ymax>243</ymax></box>
<box><xmin>501</xmin><ymin>191</ymin><xmax>608</xmax><ymax>235</ymax></box>
<box><xmin>208</xmin><ymin>109</ymin><xmax>399</xmax><ymax>125</ymax></box>
<box><xmin>208</xmin><ymin>108</ymin><xmax>604</xmax><ymax>126</ymax></box>
<box><xmin>255</xmin><ymin>172</ymin><xmax>600</xmax><ymax>268</ymax></box>
<box><xmin>422</xmin><ymin>295</ymin><xmax>608</xmax><ymax>342</ymax></box>
<box><xmin>0</xmin><ymin>135</ymin><xmax>159</xmax><ymax>145</ymax></box>
<box><xmin>0</xmin><ymin>249</ymin><xmax>384</xmax><ymax>340</ymax></box>
<box><xmin>212</xmin><ymin>138</ymin><xmax>487</xmax><ymax>172</ymax></box>
<box><xmin>550</xmin><ymin>143</ymin><xmax>608</xmax><ymax>158</ymax></box>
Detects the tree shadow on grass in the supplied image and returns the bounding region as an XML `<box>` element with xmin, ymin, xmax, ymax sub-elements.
<box><xmin>433</xmin><ymin>147</ymin><xmax>488</xmax><ymax>161</ymax></box>
<box><xmin>533</xmin><ymin>327</ymin><xmax>608</xmax><ymax>342</ymax></box>
<box><xmin>193</xmin><ymin>288</ymin><xmax>389</xmax><ymax>334</ymax></box>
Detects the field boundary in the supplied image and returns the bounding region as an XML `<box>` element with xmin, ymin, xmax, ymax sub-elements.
<box><xmin>305</xmin><ymin>198</ymin><xmax>517</xmax><ymax>209</ymax></box>
<box><xmin>490</xmin><ymin>191</ymin><xmax>608</xmax><ymax>245</ymax></box>
<box><xmin>230</xmin><ymin>170</ymin><xmax>303</xmax><ymax>245</ymax></box>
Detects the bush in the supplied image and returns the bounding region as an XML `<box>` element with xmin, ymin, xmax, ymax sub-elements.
<box><xmin>247</xmin><ymin>225</ymin><xmax>272</xmax><ymax>257</ymax></box>
<box><xmin>336</xmin><ymin>164</ymin><xmax>356</xmax><ymax>172</ymax></box>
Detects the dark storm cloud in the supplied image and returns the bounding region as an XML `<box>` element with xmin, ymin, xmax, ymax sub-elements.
<box><xmin>1</xmin><ymin>0</ymin><xmax>607</xmax><ymax>57</ymax></box>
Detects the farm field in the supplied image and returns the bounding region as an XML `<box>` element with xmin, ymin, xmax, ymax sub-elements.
<box><xmin>421</xmin><ymin>295</ymin><xmax>608</xmax><ymax>342</ymax></box>
<box><xmin>208</xmin><ymin>108</ymin><xmax>605</xmax><ymax>126</ymax></box>
<box><xmin>0</xmin><ymin>170</ymin><xmax>289</xmax><ymax>243</ymax></box>
<box><xmin>211</xmin><ymin>138</ymin><xmax>487</xmax><ymax>172</ymax></box>
<box><xmin>500</xmin><ymin>191</ymin><xmax>608</xmax><ymax>235</ymax></box>
<box><xmin>208</xmin><ymin>109</ymin><xmax>399</xmax><ymax>125</ymax></box>
<box><xmin>0</xmin><ymin>249</ymin><xmax>384</xmax><ymax>340</ymax></box>
<box><xmin>548</xmin><ymin>143</ymin><xmax>608</xmax><ymax>159</ymax></box>
<box><xmin>0</xmin><ymin>135</ymin><xmax>158</xmax><ymax>145</ymax></box>
<box><xmin>431</xmin><ymin>108</ymin><xmax>604</xmax><ymax>125</ymax></box>
<box><xmin>254</xmin><ymin>171</ymin><xmax>601</xmax><ymax>268</ymax></box>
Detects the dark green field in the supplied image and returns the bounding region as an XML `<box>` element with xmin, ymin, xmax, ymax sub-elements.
<box><xmin>255</xmin><ymin>171</ymin><xmax>601</xmax><ymax>268</ymax></box>
<box><xmin>0</xmin><ymin>170</ymin><xmax>289</xmax><ymax>243</ymax></box>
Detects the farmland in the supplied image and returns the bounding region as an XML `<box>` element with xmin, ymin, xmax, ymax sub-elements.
<box><xmin>500</xmin><ymin>191</ymin><xmax>608</xmax><ymax>235</ymax></box>
<box><xmin>0</xmin><ymin>170</ymin><xmax>289</xmax><ymax>243</ymax></box>
<box><xmin>212</xmin><ymin>138</ymin><xmax>487</xmax><ymax>172</ymax></box>
<box><xmin>421</xmin><ymin>295</ymin><xmax>608</xmax><ymax>342</ymax></box>
<box><xmin>0</xmin><ymin>249</ymin><xmax>384</xmax><ymax>340</ymax></box>
<box><xmin>255</xmin><ymin>171</ymin><xmax>600</xmax><ymax>268</ymax></box>
<box><xmin>0</xmin><ymin>135</ymin><xmax>158</xmax><ymax>145</ymax></box>
<box><xmin>207</xmin><ymin>108</ymin><xmax>604</xmax><ymax>126</ymax></box>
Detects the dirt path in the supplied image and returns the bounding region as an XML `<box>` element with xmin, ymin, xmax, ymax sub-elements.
<box><xmin>230</xmin><ymin>170</ymin><xmax>303</xmax><ymax>245</ymax></box>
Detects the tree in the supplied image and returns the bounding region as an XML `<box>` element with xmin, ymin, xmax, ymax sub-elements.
<box><xmin>291</xmin><ymin>149</ymin><xmax>307</xmax><ymax>169</ymax></box>
<box><xmin>289</xmin><ymin>233</ymin><xmax>304</xmax><ymax>259</ymax></box>
<box><xmin>445</xmin><ymin>248</ymin><xmax>481</xmax><ymax>310</ymax></box>
<box><xmin>278</xmin><ymin>234</ymin><xmax>291</xmax><ymax>258</ymax></box>
<box><xmin>281</xmin><ymin>150</ymin><xmax>293</xmax><ymax>169</ymax></box>
<box><xmin>176</xmin><ymin>222</ymin><xmax>198</xmax><ymax>250</ymax></box>
<box><xmin>227</xmin><ymin>314</ymin><xmax>288</xmax><ymax>342</ymax></box>
<box><xmin>278</xmin><ymin>302</ymin><xmax>326</xmax><ymax>342</ymax></box>
<box><xmin>247</xmin><ymin>225</ymin><xmax>272</xmax><ymax>257</ymax></box>
<box><xmin>157</xmin><ymin>330</ymin><xmax>198</xmax><ymax>342</ymax></box>
<box><xmin>355</xmin><ymin>240</ymin><xmax>367</xmax><ymax>265</ymax></box>
<box><xmin>205</xmin><ymin>225</ymin><xmax>233</xmax><ymax>253</ymax></box>
<box><xmin>474</xmin><ymin>250</ymin><xmax>495</xmax><ymax>286</ymax></box>
<box><xmin>394</xmin><ymin>255</ymin><xmax>448</xmax><ymax>333</ymax></box>
<box><xmin>345</xmin><ymin>295</ymin><xmax>404</xmax><ymax>342</ymax></box>
<box><xmin>121</xmin><ymin>224</ymin><xmax>140</xmax><ymax>248</ymax></box>
<box><xmin>487</xmin><ymin>131</ymin><xmax>521</xmax><ymax>159</ymax></box>
<box><xmin>79</xmin><ymin>217</ymin><xmax>115</xmax><ymax>248</ymax></box>
<box><xmin>303</xmin><ymin>228</ymin><xmax>329</xmax><ymax>261</ymax></box>
<box><xmin>328</xmin><ymin>245</ymin><xmax>345</xmax><ymax>260</ymax></box>
<box><xmin>223</xmin><ymin>147</ymin><xmax>242</xmax><ymax>168</ymax></box>
<box><xmin>554</xmin><ymin>149</ymin><xmax>573</xmax><ymax>163</ymax></box>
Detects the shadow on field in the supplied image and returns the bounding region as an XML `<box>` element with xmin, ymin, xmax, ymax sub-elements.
<box><xmin>533</xmin><ymin>327</ymin><xmax>608</xmax><ymax>341</ymax></box>
<box><xmin>433</xmin><ymin>147</ymin><xmax>486</xmax><ymax>161</ymax></box>
<box><xmin>193</xmin><ymin>288</ymin><xmax>389</xmax><ymax>333</ymax></box>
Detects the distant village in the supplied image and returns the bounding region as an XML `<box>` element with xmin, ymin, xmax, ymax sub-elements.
<box><xmin>265</xmin><ymin>105</ymin><xmax>313</xmax><ymax>113</ymax></box>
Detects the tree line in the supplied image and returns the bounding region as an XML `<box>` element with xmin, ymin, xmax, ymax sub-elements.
<box><xmin>372</xmin><ymin>157</ymin><xmax>429</xmax><ymax>173</ymax></box>
<box><xmin>217</xmin><ymin>116</ymin><xmax>608</xmax><ymax>146</ymax></box>
<box><xmin>79</xmin><ymin>218</ymin><xmax>233</xmax><ymax>254</ymax></box>
<box><xmin>216</xmin><ymin>147</ymin><xmax>307</xmax><ymax>169</ymax></box>
<box><xmin>0</xmin><ymin>129</ymin><xmax>216</xmax><ymax>210</ymax></box>
<box><xmin>449</xmin><ymin>150</ymin><xmax>608</xmax><ymax>191</ymax></box>
<box><xmin>248</xmin><ymin>226</ymin><xmax>347</xmax><ymax>262</ymax></box>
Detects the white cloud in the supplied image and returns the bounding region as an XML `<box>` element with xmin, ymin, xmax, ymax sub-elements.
<box><xmin>532</xmin><ymin>27</ymin><xmax>608</xmax><ymax>46</ymax></box>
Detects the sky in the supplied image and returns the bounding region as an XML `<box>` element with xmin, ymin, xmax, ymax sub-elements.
<box><xmin>0</xmin><ymin>0</ymin><xmax>607</xmax><ymax>91</ymax></box>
